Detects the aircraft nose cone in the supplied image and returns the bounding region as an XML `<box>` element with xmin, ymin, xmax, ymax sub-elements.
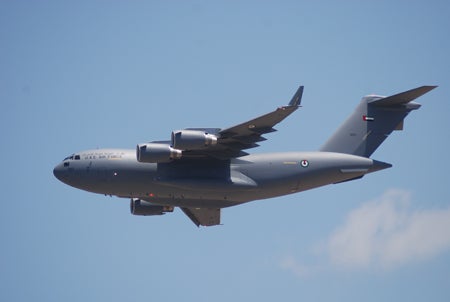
<box><xmin>53</xmin><ymin>163</ymin><xmax>65</xmax><ymax>182</ymax></box>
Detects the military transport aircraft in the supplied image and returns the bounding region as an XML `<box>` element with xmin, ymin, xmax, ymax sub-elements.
<box><xmin>53</xmin><ymin>85</ymin><xmax>436</xmax><ymax>226</ymax></box>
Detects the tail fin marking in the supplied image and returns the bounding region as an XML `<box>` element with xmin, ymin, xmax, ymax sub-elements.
<box><xmin>320</xmin><ymin>86</ymin><xmax>437</xmax><ymax>157</ymax></box>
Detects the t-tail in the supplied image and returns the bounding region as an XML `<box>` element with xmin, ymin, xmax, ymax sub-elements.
<box><xmin>320</xmin><ymin>86</ymin><xmax>437</xmax><ymax>158</ymax></box>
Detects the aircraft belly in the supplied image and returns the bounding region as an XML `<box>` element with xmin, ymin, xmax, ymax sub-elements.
<box><xmin>98</xmin><ymin>162</ymin><xmax>257</xmax><ymax>207</ymax></box>
<box><xmin>125</xmin><ymin>177</ymin><xmax>257</xmax><ymax>208</ymax></box>
<box><xmin>142</xmin><ymin>198</ymin><xmax>241</xmax><ymax>208</ymax></box>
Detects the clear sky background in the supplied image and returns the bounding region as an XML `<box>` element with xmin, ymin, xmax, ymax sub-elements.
<box><xmin>1</xmin><ymin>1</ymin><xmax>449</xmax><ymax>301</ymax></box>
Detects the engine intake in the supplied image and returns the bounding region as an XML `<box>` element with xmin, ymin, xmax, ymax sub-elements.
<box><xmin>130</xmin><ymin>199</ymin><xmax>174</xmax><ymax>216</ymax></box>
<box><xmin>171</xmin><ymin>130</ymin><xmax>218</xmax><ymax>150</ymax></box>
<box><xmin>136</xmin><ymin>143</ymin><xmax>182</xmax><ymax>163</ymax></box>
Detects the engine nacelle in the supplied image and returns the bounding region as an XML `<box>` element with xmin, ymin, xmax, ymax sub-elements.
<box><xmin>171</xmin><ymin>130</ymin><xmax>218</xmax><ymax>150</ymax></box>
<box><xmin>136</xmin><ymin>143</ymin><xmax>182</xmax><ymax>163</ymax></box>
<box><xmin>130</xmin><ymin>199</ymin><xmax>174</xmax><ymax>216</ymax></box>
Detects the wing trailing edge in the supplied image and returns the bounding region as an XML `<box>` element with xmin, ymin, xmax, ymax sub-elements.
<box><xmin>182</xmin><ymin>85</ymin><xmax>304</xmax><ymax>160</ymax></box>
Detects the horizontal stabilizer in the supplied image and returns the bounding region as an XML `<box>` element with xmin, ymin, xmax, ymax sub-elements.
<box><xmin>370</xmin><ymin>86</ymin><xmax>437</xmax><ymax>107</ymax></box>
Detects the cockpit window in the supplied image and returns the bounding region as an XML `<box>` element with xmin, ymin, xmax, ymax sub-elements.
<box><xmin>63</xmin><ymin>154</ymin><xmax>79</xmax><ymax>161</ymax></box>
<box><xmin>64</xmin><ymin>162</ymin><xmax>70</xmax><ymax>167</ymax></box>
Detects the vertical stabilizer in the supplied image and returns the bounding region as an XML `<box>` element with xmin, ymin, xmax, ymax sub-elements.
<box><xmin>320</xmin><ymin>86</ymin><xmax>437</xmax><ymax>157</ymax></box>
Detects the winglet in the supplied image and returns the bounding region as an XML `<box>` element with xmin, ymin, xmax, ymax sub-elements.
<box><xmin>289</xmin><ymin>85</ymin><xmax>304</xmax><ymax>106</ymax></box>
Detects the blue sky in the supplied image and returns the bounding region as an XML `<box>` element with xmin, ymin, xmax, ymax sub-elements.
<box><xmin>1</xmin><ymin>1</ymin><xmax>449</xmax><ymax>301</ymax></box>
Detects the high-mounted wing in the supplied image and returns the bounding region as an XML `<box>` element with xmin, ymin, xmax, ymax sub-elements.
<box><xmin>182</xmin><ymin>85</ymin><xmax>303</xmax><ymax>159</ymax></box>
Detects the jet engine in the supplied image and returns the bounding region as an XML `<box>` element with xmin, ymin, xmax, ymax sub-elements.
<box><xmin>136</xmin><ymin>143</ymin><xmax>182</xmax><ymax>163</ymax></box>
<box><xmin>130</xmin><ymin>198</ymin><xmax>174</xmax><ymax>216</ymax></box>
<box><xmin>171</xmin><ymin>130</ymin><xmax>218</xmax><ymax>150</ymax></box>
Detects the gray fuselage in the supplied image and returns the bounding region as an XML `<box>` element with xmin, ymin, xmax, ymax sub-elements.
<box><xmin>53</xmin><ymin>149</ymin><xmax>385</xmax><ymax>208</ymax></box>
